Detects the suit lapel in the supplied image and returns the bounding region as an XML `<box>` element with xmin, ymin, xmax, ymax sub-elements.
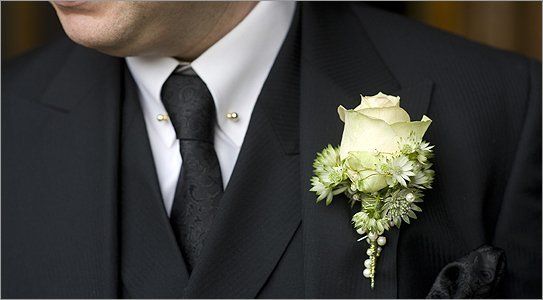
<box><xmin>120</xmin><ymin>67</ymin><xmax>190</xmax><ymax>298</ymax></box>
<box><xmin>6</xmin><ymin>43</ymin><xmax>124</xmax><ymax>297</ymax></box>
<box><xmin>183</xmin><ymin>8</ymin><xmax>301</xmax><ymax>298</ymax></box>
<box><xmin>396</xmin><ymin>79</ymin><xmax>434</xmax><ymax>121</ymax></box>
<box><xmin>299</xmin><ymin>3</ymin><xmax>433</xmax><ymax>298</ymax></box>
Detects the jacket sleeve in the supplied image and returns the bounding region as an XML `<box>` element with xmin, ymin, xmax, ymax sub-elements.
<box><xmin>492</xmin><ymin>59</ymin><xmax>542</xmax><ymax>298</ymax></box>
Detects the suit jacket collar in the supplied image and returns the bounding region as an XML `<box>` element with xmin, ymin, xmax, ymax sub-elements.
<box><xmin>299</xmin><ymin>3</ymin><xmax>433</xmax><ymax>298</ymax></box>
<box><xmin>39</xmin><ymin>43</ymin><xmax>121</xmax><ymax>112</ymax></box>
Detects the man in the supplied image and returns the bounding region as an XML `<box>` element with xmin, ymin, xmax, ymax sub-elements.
<box><xmin>2</xmin><ymin>2</ymin><xmax>541</xmax><ymax>298</ymax></box>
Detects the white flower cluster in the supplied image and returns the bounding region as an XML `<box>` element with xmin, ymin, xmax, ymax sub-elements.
<box><xmin>310</xmin><ymin>145</ymin><xmax>348</xmax><ymax>205</ymax></box>
<box><xmin>310</xmin><ymin>133</ymin><xmax>434</xmax><ymax>236</ymax></box>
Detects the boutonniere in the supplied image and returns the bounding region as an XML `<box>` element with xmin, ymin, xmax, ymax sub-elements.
<box><xmin>310</xmin><ymin>92</ymin><xmax>435</xmax><ymax>289</ymax></box>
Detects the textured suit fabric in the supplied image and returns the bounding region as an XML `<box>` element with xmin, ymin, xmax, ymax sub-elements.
<box><xmin>2</xmin><ymin>3</ymin><xmax>541</xmax><ymax>298</ymax></box>
<box><xmin>162</xmin><ymin>73</ymin><xmax>224</xmax><ymax>272</ymax></box>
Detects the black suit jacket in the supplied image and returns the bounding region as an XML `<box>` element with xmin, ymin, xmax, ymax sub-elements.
<box><xmin>2</xmin><ymin>3</ymin><xmax>541</xmax><ymax>298</ymax></box>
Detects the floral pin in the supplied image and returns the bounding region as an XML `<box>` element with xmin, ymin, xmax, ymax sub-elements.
<box><xmin>310</xmin><ymin>92</ymin><xmax>435</xmax><ymax>289</ymax></box>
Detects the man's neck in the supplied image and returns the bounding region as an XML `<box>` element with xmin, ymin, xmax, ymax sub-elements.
<box><xmin>174</xmin><ymin>2</ymin><xmax>257</xmax><ymax>61</ymax></box>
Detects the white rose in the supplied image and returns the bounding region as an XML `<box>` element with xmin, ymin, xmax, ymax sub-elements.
<box><xmin>337</xmin><ymin>92</ymin><xmax>432</xmax><ymax>160</ymax></box>
<box><xmin>345</xmin><ymin>151</ymin><xmax>388</xmax><ymax>193</ymax></box>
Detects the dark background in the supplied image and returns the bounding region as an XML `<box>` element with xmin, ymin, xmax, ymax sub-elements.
<box><xmin>1</xmin><ymin>1</ymin><xmax>541</xmax><ymax>61</ymax></box>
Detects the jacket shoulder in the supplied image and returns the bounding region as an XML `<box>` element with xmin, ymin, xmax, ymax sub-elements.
<box><xmin>2</xmin><ymin>37</ymin><xmax>78</xmax><ymax>100</ymax></box>
<box><xmin>351</xmin><ymin>4</ymin><xmax>539</xmax><ymax>85</ymax></box>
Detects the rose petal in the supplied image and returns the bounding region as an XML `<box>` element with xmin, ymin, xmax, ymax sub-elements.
<box><xmin>346</xmin><ymin>151</ymin><xmax>379</xmax><ymax>169</ymax></box>
<box><xmin>358</xmin><ymin>170</ymin><xmax>388</xmax><ymax>193</ymax></box>
<box><xmin>356</xmin><ymin>92</ymin><xmax>400</xmax><ymax>109</ymax></box>
<box><xmin>357</xmin><ymin>106</ymin><xmax>410</xmax><ymax>124</ymax></box>
<box><xmin>390</xmin><ymin>115</ymin><xmax>432</xmax><ymax>141</ymax></box>
<box><xmin>340</xmin><ymin>110</ymin><xmax>399</xmax><ymax>159</ymax></box>
<box><xmin>345</xmin><ymin>152</ymin><xmax>388</xmax><ymax>193</ymax></box>
<box><xmin>337</xmin><ymin>105</ymin><xmax>347</xmax><ymax>122</ymax></box>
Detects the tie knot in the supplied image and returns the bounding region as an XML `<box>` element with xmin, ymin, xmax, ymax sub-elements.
<box><xmin>161</xmin><ymin>73</ymin><xmax>216</xmax><ymax>143</ymax></box>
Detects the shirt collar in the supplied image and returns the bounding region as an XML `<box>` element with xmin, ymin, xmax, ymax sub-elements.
<box><xmin>126</xmin><ymin>56</ymin><xmax>179</xmax><ymax>104</ymax></box>
<box><xmin>126</xmin><ymin>1</ymin><xmax>295</xmax><ymax>147</ymax></box>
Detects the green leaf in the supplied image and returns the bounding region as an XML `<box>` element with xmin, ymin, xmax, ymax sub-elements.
<box><xmin>316</xmin><ymin>192</ymin><xmax>327</xmax><ymax>202</ymax></box>
<box><xmin>332</xmin><ymin>186</ymin><xmax>347</xmax><ymax>195</ymax></box>
<box><xmin>325</xmin><ymin>193</ymin><xmax>333</xmax><ymax>206</ymax></box>
<box><xmin>407</xmin><ymin>210</ymin><xmax>417</xmax><ymax>219</ymax></box>
<box><xmin>411</xmin><ymin>203</ymin><xmax>422</xmax><ymax>212</ymax></box>
<box><xmin>382</xmin><ymin>202</ymin><xmax>391</xmax><ymax>211</ymax></box>
<box><xmin>395</xmin><ymin>218</ymin><xmax>402</xmax><ymax>228</ymax></box>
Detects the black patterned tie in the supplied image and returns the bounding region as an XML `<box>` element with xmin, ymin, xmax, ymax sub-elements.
<box><xmin>161</xmin><ymin>72</ymin><xmax>224</xmax><ymax>272</ymax></box>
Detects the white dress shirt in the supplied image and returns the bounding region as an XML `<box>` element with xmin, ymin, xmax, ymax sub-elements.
<box><xmin>125</xmin><ymin>2</ymin><xmax>296</xmax><ymax>215</ymax></box>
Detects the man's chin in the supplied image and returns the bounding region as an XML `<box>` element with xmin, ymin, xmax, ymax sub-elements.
<box><xmin>51</xmin><ymin>0</ymin><xmax>106</xmax><ymax>16</ymax></box>
<box><xmin>62</xmin><ymin>29</ymin><xmax>131</xmax><ymax>57</ymax></box>
<box><xmin>52</xmin><ymin>1</ymin><xmax>89</xmax><ymax>9</ymax></box>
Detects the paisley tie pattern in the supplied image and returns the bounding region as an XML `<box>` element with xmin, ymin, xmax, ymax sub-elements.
<box><xmin>161</xmin><ymin>72</ymin><xmax>224</xmax><ymax>272</ymax></box>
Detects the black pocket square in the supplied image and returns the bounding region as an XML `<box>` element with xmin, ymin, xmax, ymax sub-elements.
<box><xmin>426</xmin><ymin>245</ymin><xmax>506</xmax><ymax>299</ymax></box>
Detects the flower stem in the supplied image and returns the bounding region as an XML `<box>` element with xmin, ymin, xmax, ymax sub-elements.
<box><xmin>367</xmin><ymin>238</ymin><xmax>382</xmax><ymax>289</ymax></box>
